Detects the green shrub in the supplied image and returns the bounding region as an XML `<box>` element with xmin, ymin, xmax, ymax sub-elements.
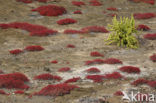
<box><xmin>106</xmin><ymin>16</ymin><xmax>139</xmax><ymax>49</ymax></box>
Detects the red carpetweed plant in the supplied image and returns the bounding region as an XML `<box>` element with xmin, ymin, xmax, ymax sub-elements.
<box><xmin>14</xmin><ymin>90</ymin><xmax>25</xmax><ymax>94</ymax></box>
<box><xmin>64</xmin><ymin>77</ymin><xmax>81</xmax><ymax>83</ymax></box>
<box><xmin>137</xmin><ymin>24</ymin><xmax>150</xmax><ymax>31</ymax></box>
<box><xmin>0</xmin><ymin>22</ymin><xmax>58</xmax><ymax>37</ymax></box>
<box><xmin>129</xmin><ymin>0</ymin><xmax>155</xmax><ymax>5</ymax></box>
<box><xmin>131</xmin><ymin>78</ymin><xmax>149</xmax><ymax>86</ymax></box>
<box><xmin>51</xmin><ymin>60</ymin><xmax>58</xmax><ymax>64</ymax></box>
<box><xmin>150</xmin><ymin>54</ymin><xmax>156</xmax><ymax>62</ymax></box>
<box><xmin>143</xmin><ymin>33</ymin><xmax>156</xmax><ymax>40</ymax></box>
<box><xmin>9</xmin><ymin>49</ymin><xmax>23</xmax><ymax>55</ymax></box>
<box><xmin>86</xmin><ymin>75</ymin><xmax>105</xmax><ymax>82</ymax></box>
<box><xmin>58</xmin><ymin>67</ymin><xmax>71</xmax><ymax>72</ymax></box>
<box><xmin>103</xmin><ymin>58</ymin><xmax>122</xmax><ymax>64</ymax></box>
<box><xmin>16</xmin><ymin>0</ymin><xmax>33</xmax><ymax>3</ymax></box>
<box><xmin>0</xmin><ymin>24</ymin><xmax>10</xmax><ymax>29</ymax></box>
<box><xmin>32</xmin><ymin>5</ymin><xmax>66</xmax><ymax>16</ymax></box>
<box><xmin>0</xmin><ymin>72</ymin><xmax>29</xmax><ymax>89</ymax></box>
<box><xmin>72</xmin><ymin>1</ymin><xmax>85</xmax><ymax>7</ymax></box>
<box><xmin>66</xmin><ymin>44</ymin><xmax>76</xmax><ymax>48</ymax></box>
<box><xmin>119</xmin><ymin>66</ymin><xmax>141</xmax><ymax>74</ymax></box>
<box><xmin>24</xmin><ymin>45</ymin><xmax>44</xmax><ymax>51</ymax></box>
<box><xmin>30</xmin><ymin>29</ymin><xmax>58</xmax><ymax>36</ymax></box>
<box><xmin>37</xmin><ymin>0</ymin><xmax>48</xmax><ymax>2</ymax></box>
<box><xmin>148</xmin><ymin>81</ymin><xmax>156</xmax><ymax>88</ymax></box>
<box><xmin>81</xmin><ymin>26</ymin><xmax>109</xmax><ymax>33</ymax></box>
<box><xmin>63</xmin><ymin>29</ymin><xmax>85</xmax><ymax>34</ymax></box>
<box><xmin>85</xmin><ymin>59</ymin><xmax>105</xmax><ymax>65</ymax></box>
<box><xmin>34</xmin><ymin>73</ymin><xmax>62</xmax><ymax>81</ymax></box>
<box><xmin>114</xmin><ymin>91</ymin><xmax>124</xmax><ymax>96</ymax></box>
<box><xmin>104</xmin><ymin>72</ymin><xmax>123</xmax><ymax>79</ymax></box>
<box><xmin>107</xmin><ymin>7</ymin><xmax>118</xmax><ymax>11</ymax></box>
<box><xmin>108</xmin><ymin>13</ymin><xmax>117</xmax><ymax>17</ymax></box>
<box><xmin>73</xmin><ymin>10</ymin><xmax>82</xmax><ymax>14</ymax></box>
<box><xmin>133</xmin><ymin>13</ymin><xmax>155</xmax><ymax>19</ymax></box>
<box><xmin>86</xmin><ymin>67</ymin><xmax>101</xmax><ymax>73</ymax></box>
<box><xmin>89</xmin><ymin>0</ymin><xmax>102</xmax><ymax>6</ymax></box>
<box><xmin>34</xmin><ymin>83</ymin><xmax>79</xmax><ymax>96</ymax></box>
<box><xmin>0</xmin><ymin>90</ymin><xmax>9</xmax><ymax>95</ymax></box>
<box><xmin>57</xmin><ymin>18</ymin><xmax>77</xmax><ymax>25</ymax></box>
<box><xmin>90</xmin><ymin>51</ymin><xmax>104</xmax><ymax>57</ymax></box>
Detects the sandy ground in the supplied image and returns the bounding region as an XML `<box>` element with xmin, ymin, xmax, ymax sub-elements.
<box><xmin>0</xmin><ymin>0</ymin><xmax>156</xmax><ymax>103</ymax></box>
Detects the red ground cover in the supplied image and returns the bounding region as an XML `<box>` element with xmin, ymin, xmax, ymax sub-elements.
<box><xmin>144</xmin><ymin>33</ymin><xmax>156</xmax><ymax>40</ymax></box>
<box><xmin>0</xmin><ymin>72</ymin><xmax>29</xmax><ymax>89</ymax></box>
<box><xmin>9</xmin><ymin>49</ymin><xmax>23</xmax><ymax>55</ymax></box>
<box><xmin>64</xmin><ymin>77</ymin><xmax>81</xmax><ymax>83</ymax></box>
<box><xmin>119</xmin><ymin>66</ymin><xmax>141</xmax><ymax>74</ymax></box>
<box><xmin>72</xmin><ymin>1</ymin><xmax>85</xmax><ymax>7</ymax></box>
<box><xmin>57</xmin><ymin>18</ymin><xmax>77</xmax><ymax>25</ymax></box>
<box><xmin>134</xmin><ymin>13</ymin><xmax>155</xmax><ymax>19</ymax></box>
<box><xmin>32</xmin><ymin>5</ymin><xmax>66</xmax><ymax>16</ymax></box>
<box><xmin>34</xmin><ymin>83</ymin><xmax>79</xmax><ymax>96</ymax></box>
<box><xmin>34</xmin><ymin>73</ymin><xmax>62</xmax><ymax>81</ymax></box>
<box><xmin>86</xmin><ymin>67</ymin><xmax>101</xmax><ymax>73</ymax></box>
<box><xmin>24</xmin><ymin>45</ymin><xmax>44</xmax><ymax>51</ymax></box>
<box><xmin>150</xmin><ymin>54</ymin><xmax>156</xmax><ymax>62</ymax></box>
<box><xmin>90</xmin><ymin>51</ymin><xmax>104</xmax><ymax>57</ymax></box>
<box><xmin>58</xmin><ymin>67</ymin><xmax>71</xmax><ymax>72</ymax></box>
<box><xmin>137</xmin><ymin>24</ymin><xmax>150</xmax><ymax>31</ymax></box>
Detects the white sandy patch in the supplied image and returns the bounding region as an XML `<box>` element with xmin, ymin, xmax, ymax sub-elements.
<box><xmin>57</xmin><ymin>62</ymin><xmax>150</xmax><ymax>82</ymax></box>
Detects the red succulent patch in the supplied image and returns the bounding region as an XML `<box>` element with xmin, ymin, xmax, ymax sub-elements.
<box><xmin>64</xmin><ymin>77</ymin><xmax>81</xmax><ymax>83</ymax></box>
<box><xmin>86</xmin><ymin>75</ymin><xmax>105</xmax><ymax>82</ymax></box>
<box><xmin>81</xmin><ymin>26</ymin><xmax>109</xmax><ymax>33</ymax></box>
<box><xmin>51</xmin><ymin>60</ymin><xmax>58</xmax><ymax>64</ymax></box>
<box><xmin>9</xmin><ymin>49</ymin><xmax>23</xmax><ymax>55</ymax></box>
<box><xmin>58</xmin><ymin>67</ymin><xmax>71</xmax><ymax>72</ymax></box>
<box><xmin>34</xmin><ymin>83</ymin><xmax>79</xmax><ymax>96</ymax></box>
<box><xmin>37</xmin><ymin>0</ymin><xmax>48</xmax><ymax>2</ymax></box>
<box><xmin>24</xmin><ymin>45</ymin><xmax>44</xmax><ymax>51</ymax></box>
<box><xmin>0</xmin><ymin>22</ymin><xmax>58</xmax><ymax>37</ymax></box>
<box><xmin>107</xmin><ymin>7</ymin><xmax>118</xmax><ymax>11</ymax></box>
<box><xmin>14</xmin><ymin>90</ymin><xmax>25</xmax><ymax>94</ymax></box>
<box><xmin>0</xmin><ymin>72</ymin><xmax>29</xmax><ymax>89</ymax></box>
<box><xmin>16</xmin><ymin>0</ymin><xmax>33</xmax><ymax>3</ymax></box>
<box><xmin>104</xmin><ymin>72</ymin><xmax>123</xmax><ymax>79</ymax></box>
<box><xmin>34</xmin><ymin>73</ymin><xmax>62</xmax><ymax>81</ymax></box>
<box><xmin>66</xmin><ymin>44</ymin><xmax>76</xmax><ymax>48</ymax></box>
<box><xmin>73</xmin><ymin>10</ymin><xmax>82</xmax><ymax>14</ymax></box>
<box><xmin>57</xmin><ymin>18</ymin><xmax>77</xmax><ymax>25</ymax></box>
<box><xmin>119</xmin><ymin>66</ymin><xmax>141</xmax><ymax>74</ymax></box>
<box><xmin>150</xmin><ymin>54</ymin><xmax>156</xmax><ymax>62</ymax></box>
<box><xmin>133</xmin><ymin>13</ymin><xmax>155</xmax><ymax>19</ymax></box>
<box><xmin>0</xmin><ymin>90</ymin><xmax>9</xmax><ymax>95</ymax></box>
<box><xmin>108</xmin><ymin>13</ymin><xmax>117</xmax><ymax>17</ymax></box>
<box><xmin>86</xmin><ymin>67</ymin><xmax>101</xmax><ymax>73</ymax></box>
<box><xmin>32</xmin><ymin>5</ymin><xmax>66</xmax><ymax>16</ymax></box>
<box><xmin>129</xmin><ymin>0</ymin><xmax>155</xmax><ymax>5</ymax></box>
<box><xmin>85</xmin><ymin>59</ymin><xmax>105</xmax><ymax>65</ymax></box>
<box><xmin>143</xmin><ymin>33</ymin><xmax>156</xmax><ymax>40</ymax></box>
<box><xmin>114</xmin><ymin>91</ymin><xmax>124</xmax><ymax>96</ymax></box>
<box><xmin>148</xmin><ymin>81</ymin><xmax>156</xmax><ymax>88</ymax></box>
<box><xmin>63</xmin><ymin>29</ymin><xmax>85</xmax><ymax>34</ymax></box>
<box><xmin>137</xmin><ymin>24</ymin><xmax>150</xmax><ymax>31</ymax></box>
<box><xmin>103</xmin><ymin>58</ymin><xmax>122</xmax><ymax>64</ymax></box>
<box><xmin>90</xmin><ymin>51</ymin><xmax>104</xmax><ymax>57</ymax></box>
<box><xmin>89</xmin><ymin>0</ymin><xmax>102</xmax><ymax>6</ymax></box>
<box><xmin>72</xmin><ymin>1</ymin><xmax>85</xmax><ymax>7</ymax></box>
<box><xmin>131</xmin><ymin>78</ymin><xmax>149</xmax><ymax>86</ymax></box>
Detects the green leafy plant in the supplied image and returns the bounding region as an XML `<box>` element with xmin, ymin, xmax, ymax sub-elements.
<box><xmin>106</xmin><ymin>16</ymin><xmax>139</xmax><ymax>49</ymax></box>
